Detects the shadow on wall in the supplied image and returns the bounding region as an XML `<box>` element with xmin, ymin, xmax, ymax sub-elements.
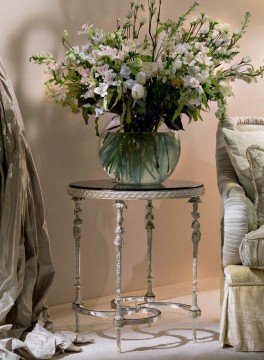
<box><xmin>58</xmin><ymin>0</ymin><xmax>134</xmax><ymax>32</ymax></box>
<box><xmin>6</xmin><ymin>14</ymin><xmax>61</xmax><ymax>121</ymax></box>
<box><xmin>4</xmin><ymin>7</ymin><xmax>114</xmax><ymax>304</ymax></box>
<box><xmin>59</xmin><ymin>0</ymin><xmax>119</xmax><ymax>23</ymax></box>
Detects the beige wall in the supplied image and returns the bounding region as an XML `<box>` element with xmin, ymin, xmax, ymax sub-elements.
<box><xmin>1</xmin><ymin>0</ymin><xmax>264</xmax><ymax>306</ymax></box>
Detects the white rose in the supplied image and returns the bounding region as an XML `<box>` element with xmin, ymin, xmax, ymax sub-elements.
<box><xmin>215</xmin><ymin>23</ymin><xmax>230</xmax><ymax>33</ymax></box>
<box><xmin>136</xmin><ymin>71</ymin><xmax>147</xmax><ymax>85</ymax></box>
<box><xmin>222</xmin><ymin>23</ymin><xmax>230</xmax><ymax>33</ymax></box>
<box><xmin>203</xmin><ymin>15</ymin><xmax>211</xmax><ymax>22</ymax></box>
<box><xmin>185</xmin><ymin>52</ymin><xmax>194</xmax><ymax>61</ymax></box>
<box><xmin>194</xmin><ymin>42</ymin><xmax>208</xmax><ymax>53</ymax></box>
<box><xmin>189</xmin><ymin>78</ymin><xmax>200</xmax><ymax>88</ymax></box>
<box><xmin>200</xmin><ymin>25</ymin><xmax>209</xmax><ymax>35</ymax></box>
<box><xmin>204</xmin><ymin>56</ymin><xmax>213</xmax><ymax>67</ymax></box>
<box><xmin>194</xmin><ymin>42</ymin><xmax>202</xmax><ymax>50</ymax></box>
<box><xmin>174</xmin><ymin>59</ymin><xmax>182</xmax><ymax>70</ymax></box>
<box><xmin>132</xmin><ymin>83</ymin><xmax>146</xmax><ymax>99</ymax></box>
<box><xmin>193</xmin><ymin>66</ymin><xmax>201</xmax><ymax>74</ymax></box>
<box><xmin>191</xmin><ymin>14</ymin><xmax>202</xmax><ymax>24</ymax></box>
<box><xmin>195</xmin><ymin>53</ymin><xmax>204</xmax><ymax>64</ymax></box>
<box><xmin>219</xmin><ymin>81</ymin><xmax>233</xmax><ymax>96</ymax></box>
<box><xmin>211</xmin><ymin>30</ymin><xmax>219</xmax><ymax>40</ymax></box>
<box><xmin>184</xmin><ymin>76</ymin><xmax>200</xmax><ymax>89</ymax></box>
<box><xmin>198</xmin><ymin>70</ymin><xmax>209</xmax><ymax>84</ymax></box>
<box><xmin>175</xmin><ymin>43</ymin><xmax>187</xmax><ymax>55</ymax></box>
<box><xmin>215</xmin><ymin>39</ymin><xmax>223</xmax><ymax>47</ymax></box>
<box><xmin>222</xmin><ymin>33</ymin><xmax>231</xmax><ymax>43</ymax></box>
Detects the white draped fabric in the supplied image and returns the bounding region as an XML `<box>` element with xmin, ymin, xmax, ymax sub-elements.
<box><xmin>0</xmin><ymin>58</ymin><xmax>93</xmax><ymax>359</ymax></box>
<box><xmin>0</xmin><ymin>58</ymin><xmax>55</xmax><ymax>338</ymax></box>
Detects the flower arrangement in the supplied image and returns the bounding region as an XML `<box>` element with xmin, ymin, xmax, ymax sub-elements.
<box><xmin>31</xmin><ymin>0</ymin><xmax>264</xmax><ymax>134</ymax></box>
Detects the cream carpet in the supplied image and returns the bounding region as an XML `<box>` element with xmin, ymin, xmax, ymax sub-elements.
<box><xmin>51</xmin><ymin>289</ymin><xmax>264</xmax><ymax>359</ymax></box>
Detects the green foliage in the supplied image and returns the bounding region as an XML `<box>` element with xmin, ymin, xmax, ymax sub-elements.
<box><xmin>31</xmin><ymin>1</ymin><xmax>264</xmax><ymax>134</ymax></box>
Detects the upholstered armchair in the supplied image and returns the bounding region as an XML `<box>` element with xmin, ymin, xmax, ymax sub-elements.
<box><xmin>216</xmin><ymin>117</ymin><xmax>264</xmax><ymax>351</ymax></box>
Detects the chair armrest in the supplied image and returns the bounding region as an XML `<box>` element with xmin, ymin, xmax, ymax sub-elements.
<box><xmin>221</xmin><ymin>180</ymin><xmax>248</xmax><ymax>267</ymax></box>
<box><xmin>216</xmin><ymin>123</ymin><xmax>249</xmax><ymax>266</ymax></box>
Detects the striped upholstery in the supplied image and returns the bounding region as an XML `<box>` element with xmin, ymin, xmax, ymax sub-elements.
<box><xmin>216</xmin><ymin>117</ymin><xmax>264</xmax><ymax>266</ymax></box>
<box><xmin>217</xmin><ymin>117</ymin><xmax>264</xmax><ymax>351</ymax></box>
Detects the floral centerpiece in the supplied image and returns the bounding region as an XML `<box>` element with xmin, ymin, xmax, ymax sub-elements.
<box><xmin>31</xmin><ymin>0</ymin><xmax>264</xmax><ymax>184</ymax></box>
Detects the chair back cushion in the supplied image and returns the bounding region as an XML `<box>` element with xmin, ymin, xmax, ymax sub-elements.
<box><xmin>216</xmin><ymin>117</ymin><xmax>264</xmax><ymax>195</ymax></box>
<box><xmin>222</xmin><ymin>128</ymin><xmax>264</xmax><ymax>201</ymax></box>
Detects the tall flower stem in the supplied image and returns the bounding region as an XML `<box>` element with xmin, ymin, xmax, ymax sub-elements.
<box><xmin>154</xmin><ymin>0</ymin><xmax>162</xmax><ymax>53</ymax></box>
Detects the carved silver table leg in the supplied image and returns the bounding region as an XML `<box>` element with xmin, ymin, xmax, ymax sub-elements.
<box><xmin>113</xmin><ymin>200</ymin><xmax>126</xmax><ymax>353</ymax></box>
<box><xmin>189</xmin><ymin>197</ymin><xmax>202</xmax><ymax>343</ymax></box>
<box><xmin>72</xmin><ymin>197</ymin><xmax>84</xmax><ymax>333</ymax></box>
<box><xmin>145</xmin><ymin>200</ymin><xmax>155</xmax><ymax>300</ymax></box>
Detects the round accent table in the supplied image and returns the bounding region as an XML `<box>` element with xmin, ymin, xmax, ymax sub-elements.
<box><xmin>67</xmin><ymin>180</ymin><xmax>205</xmax><ymax>353</ymax></box>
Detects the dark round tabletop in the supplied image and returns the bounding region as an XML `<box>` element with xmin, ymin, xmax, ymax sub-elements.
<box><xmin>67</xmin><ymin>180</ymin><xmax>205</xmax><ymax>200</ymax></box>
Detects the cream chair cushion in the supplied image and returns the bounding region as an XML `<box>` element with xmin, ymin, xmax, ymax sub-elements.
<box><xmin>222</xmin><ymin>128</ymin><xmax>264</xmax><ymax>201</ymax></box>
<box><xmin>239</xmin><ymin>225</ymin><xmax>264</xmax><ymax>269</ymax></box>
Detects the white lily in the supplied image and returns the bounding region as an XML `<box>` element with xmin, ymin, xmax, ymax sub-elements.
<box><xmin>120</xmin><ymin>64</ymin><xmax>132</xmax><ymax>79</ymax></box>
<box><xmin>132</xmin><ymin>83</ymin><xmax>146</xmax><ymax>99</ymax></box>
<box><xmin>94</xmin><ymin>83</ymin><xmax>109</xmax><ymax>97</ymax></box>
